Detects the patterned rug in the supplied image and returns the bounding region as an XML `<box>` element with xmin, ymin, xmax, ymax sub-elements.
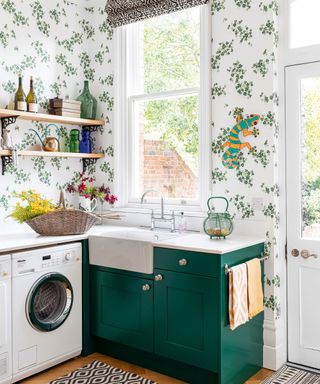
<box><xmin>262</xmin><ymin>364</ymin><xmax>320</xmax><ymax>384</ymax></box>
<box><xmin>49</xmin><ymin>360</ymin><xmax>157</xmax><ymax>384</ymax></box>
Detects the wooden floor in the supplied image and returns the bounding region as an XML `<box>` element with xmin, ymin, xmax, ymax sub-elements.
<box><xmin>19</xmin><ymin>353</ymin><xmax>273</xmax><ymax>383</ymax></box>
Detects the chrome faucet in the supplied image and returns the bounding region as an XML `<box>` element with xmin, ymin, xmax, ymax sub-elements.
<box><xmin>140</xmin><ymin>190</ymin><xmax>175</xmax><ymax>232</ymax></box>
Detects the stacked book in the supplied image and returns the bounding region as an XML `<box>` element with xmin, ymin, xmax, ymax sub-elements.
<box><xmin>49</xmin><ymin>98</ymin><xmax>81</xmax><ymax>118</ymax></box>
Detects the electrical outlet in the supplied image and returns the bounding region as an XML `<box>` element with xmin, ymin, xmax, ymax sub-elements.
<box><xmin>252</xmin><ymin>197</ymin><xmax>264</xmax><ymax>211</ymax></box>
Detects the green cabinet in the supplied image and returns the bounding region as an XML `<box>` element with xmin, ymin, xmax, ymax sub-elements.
<box><xmin>89</xmin><ymin>242</ymin><xmax>264</xmax><ymax>384</ymax></box>
<box><xmin>154</xmin><ymin>269</ymin><xmax>218</xmax><ymax>371</ymax></box>
<box><xmin>91</xmin><ymin>270</ymin><xmax>154</xmax><ymax>352</ymax></box>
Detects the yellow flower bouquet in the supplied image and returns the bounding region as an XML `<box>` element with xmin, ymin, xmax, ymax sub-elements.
<box><xmin>9</xmin><ymin>190</ymin><xmax>98</xmax><ymax>236</ymax></box>
<box><xmin>9</xmin><ymin>190</ymin><xmax>56</xmax><ymax>223</ymax></box>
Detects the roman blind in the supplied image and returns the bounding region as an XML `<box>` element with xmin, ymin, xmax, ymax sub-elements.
<box><xmin>105</xmin><ymin>0</ymin><xmax>209</xmax><ymax>28</ymax></box>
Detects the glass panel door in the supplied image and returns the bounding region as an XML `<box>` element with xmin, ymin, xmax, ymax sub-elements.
<box><xmin>287</xmin><ymin>62</ymin><xmax>320</xmax><ymax>369</ymax></box>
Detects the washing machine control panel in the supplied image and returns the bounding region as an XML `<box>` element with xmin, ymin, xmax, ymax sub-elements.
<box><xmin>41</xmin><ymin>250</ymin><xmax>77</xmax><ymax>268</ymax></box>
<box><xmin>12</xmin><ymin>243</ymin><xmax>82</xmax><ymax>275</ymax></box>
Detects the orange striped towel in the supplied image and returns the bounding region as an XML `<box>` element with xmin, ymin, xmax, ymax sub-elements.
<box><xmin>229</xmin><ymin>263</ymin><xmax>249</xmax><ymax>330</ymax></box>
<box><xmin>246</xmin><ymin>258</ymin><xmax>264</xmax><ymax>319</ymax></box>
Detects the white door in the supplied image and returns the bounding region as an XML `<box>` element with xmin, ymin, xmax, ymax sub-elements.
<box><xmin>287</xmin><ymin>62</ymin><xmax>320</xmax><ymax>368</ymax></box>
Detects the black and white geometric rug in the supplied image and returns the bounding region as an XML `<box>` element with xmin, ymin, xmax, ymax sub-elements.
<box><xmin>49</xmin><ymin>360</ymin><xmax>157</xmax><ymax>384</ymax></box>
<box><xmin>262</xmin><ymin>364</ymin><xmax>320</xmax><ymax>384</ymax></box>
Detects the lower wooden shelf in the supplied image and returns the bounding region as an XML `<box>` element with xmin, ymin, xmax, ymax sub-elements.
<box><xmin>0</xmin><ymin>149</ymin><xmax>105</xmax><ymax>159</ymax></box>
<box><xmin>0</xmin><ymin>150</ymin><xmax>105</xmax><ymax>174</ymax></box>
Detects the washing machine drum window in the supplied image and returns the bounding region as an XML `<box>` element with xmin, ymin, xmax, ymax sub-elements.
<box><xmin>27</xmin><ymin>273</ymin><xmax>73</xmax><ymax>332</ymax></box>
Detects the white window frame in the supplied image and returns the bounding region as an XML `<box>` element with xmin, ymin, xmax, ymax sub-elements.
<box><xmin>283</xmin><ymin>0</ymin><xmax>320</xmax><ymax>66</ymax></box>
<box><xmin>114</xmin><ymin>4</ymin><xmax>211</xmax><ymax>213</ymax></box>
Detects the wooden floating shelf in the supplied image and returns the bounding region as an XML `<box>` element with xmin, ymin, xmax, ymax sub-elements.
<box><xmin>0</xmin><ymin>108</ymin><xmax>105</xmax><ymax>126</ymax></box>
<box><xmin>0</xmin><ymin>150</ymin><xmax>105</xmax><ymax>159</ymax></box>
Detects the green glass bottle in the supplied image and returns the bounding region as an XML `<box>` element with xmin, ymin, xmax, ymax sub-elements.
<box><xmin>14</xmin><ymin>74</ymin><xmax>27</xmax><ymax>112</ymax></box>
<box><xmin>76</xmin><ymin>80</ymin><xmax>97</xmax><ymax>119</ymax></box>
<box><xmin>26</xmin><ymin>76</ymin><xmax>38</xmax><ymax>113</ymax></box>
<box><xmin>69</xmin><ymin>129</ymin><xmax>80</xmax><ymax>153</ymax></box>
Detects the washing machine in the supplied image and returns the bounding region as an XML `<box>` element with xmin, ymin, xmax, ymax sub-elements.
<box><xmin>11</xmin><ymin>243</ymin><xmax>82</xmax><ymax>383</ymax></box>
<box><xmin>0</xmin><ymin>256</ymin><xmax>11</xmax><ymax>384</ymax></box>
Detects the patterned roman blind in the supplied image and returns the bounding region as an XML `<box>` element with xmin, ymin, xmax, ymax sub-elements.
<box><xmin>105</xmin><ymin>0</ymin><xmax>209</xmax><ymax>28</ymax></box>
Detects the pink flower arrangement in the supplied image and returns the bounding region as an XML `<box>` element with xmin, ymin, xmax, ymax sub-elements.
<box><xmin>66</xmin><ymin>173</ymin><xmax>118</xmax><ymax>205</ymax></box>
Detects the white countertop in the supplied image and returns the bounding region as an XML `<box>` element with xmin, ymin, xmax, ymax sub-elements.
<box><xmin>0</xmin><ymin>225</ymin><xmax>264</xmax><ymax>255</ymax></box>
<box><xmin>154</xmin><ymin>233</ymin><xmax>265</xmax><ymax>254</ymax></box>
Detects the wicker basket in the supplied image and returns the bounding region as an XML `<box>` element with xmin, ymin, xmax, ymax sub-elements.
<box><xmin>26</xmin><ymin>209</ymin><xmax>99</xmax><ymax>236</ymax></box>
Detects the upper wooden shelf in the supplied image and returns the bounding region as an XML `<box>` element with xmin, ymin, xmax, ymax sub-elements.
<box><xmin>0</xmin><ymin>108</ymin><xmax>104</xmax><ymax>126</ymax></box>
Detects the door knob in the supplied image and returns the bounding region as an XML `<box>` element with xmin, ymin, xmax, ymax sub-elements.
<box><xmin>154</xmin><ymin>274</ymin><xmax>163</xmax><ymax>281</ymax></box>
<box><xmin>301</xmin><ymin>249</ymin><xmax>318</xmax><ymax>259</ymax></box>
<box><xmin>291</xmin><ymin>249</ymin><xmax>299</xmax><ymax>257</ymax></box>
<box><xmin>142</xmin><ymin>284</ymin><xmax>151</xmax><ymax>291</ymax></box>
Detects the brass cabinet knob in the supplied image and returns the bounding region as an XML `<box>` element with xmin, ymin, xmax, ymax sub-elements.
<box><xmin>154</xmin><ymin>274</ymin><xmax>163</xmax><ymax>281</ymax></box>
<box><xmin>179</xmin><ymin>258</ymin><xmax>188</xmax><ymax>266</ymax></box>
<box><xmin>291</xmin><ymin>249</ymin><xmax>299</xmax><ymax>257</ymax></box>
<box><xmin>142</xmin><ymin>284</ymin><xmax>151</xmax><ymax>292</ymax></box>
<box><xmin>301</xmin><ymin>249</ymin><xmax>318</xmax><ymax>259</ymax></box>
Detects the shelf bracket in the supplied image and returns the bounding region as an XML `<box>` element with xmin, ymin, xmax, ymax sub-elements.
<box><xmin>1</xmin><ymin>115</ymin><xmax>18</xmax><ymax>135</ymax></box>
<box><xmin>0</xmin><ymin>116</ymin><xmax>18</xmax><ymax>175</ymax></box>
<box><xmin>82</xmin><ymin>125</ymin><xmax>102</xmax><ymax>133</ymax></box>
<box><xmin>82</xmin><ymin>158</ymin><xmax>98</xmax><ymax>173</ymax></box>
<box><xmin>1</xmin><ymin>155</ymin><xmax>13</xmax><ymax>175</ymax></box>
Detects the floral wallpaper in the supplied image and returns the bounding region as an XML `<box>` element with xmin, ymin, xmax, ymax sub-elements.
<box><xmin>0</xmin><ymin>0</ymin><xmax>114</xmax><ymax>226</ymax></box>
<box><xmin>0</xmin><ymin>0</ymin><xmax>280</xmax><ymax>331</ymax></box>
<box><xmin>210</xmin><ymin>0</ymin><xmax>280</xmax><ymax>324</ymax></box>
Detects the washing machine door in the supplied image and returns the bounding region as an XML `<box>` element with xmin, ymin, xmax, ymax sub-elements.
<box><xmin>26</xmin><ymin>273</ymin><xmax>73</xmax><ymax>332</ymax></box>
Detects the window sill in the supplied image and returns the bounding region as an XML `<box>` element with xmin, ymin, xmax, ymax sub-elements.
<box><xmin>111</xmin><ymin>205</ymin><xmax>207</xmax><ymax>218</ymax></box>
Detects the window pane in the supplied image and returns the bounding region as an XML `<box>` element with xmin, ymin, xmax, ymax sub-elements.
<box><xmin>131</xmin><ymin>7</ymin><xmax>200</xmax><ymax>94</ymax></box>
<box><xmin>290</xmin><ymin>0</ymin><xmax>320</xmax><ymax>49</ymax></box>
<box><xmin>132</xmin><ymin>95</ymin><xmax>199</xmax><ymax>200</ymax></box>
<box><xmin>301</xmin><ymin>77</ymin><xmax>320</xmax><ymax>238</ymax></box>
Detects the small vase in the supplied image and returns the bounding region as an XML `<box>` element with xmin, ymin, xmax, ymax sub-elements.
<box><xmin>94</xmin><ymin>200</ymin><xmax>105</xmax><ymax>225</ymax></box>
<box><xmin>78</xmin><ymin>195</ymin><xmax>97</xmax><ymax>212</ymax></box>
<box><xmin>76</xmin><ymin>80</ymin><xmax>96</xmax><ymax>119</ymax></box>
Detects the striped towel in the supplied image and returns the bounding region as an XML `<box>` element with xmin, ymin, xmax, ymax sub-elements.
<box><xmin>229</xmin><ymin>263</ymin><xmax>249</xmax><ymax>330</ymax></box>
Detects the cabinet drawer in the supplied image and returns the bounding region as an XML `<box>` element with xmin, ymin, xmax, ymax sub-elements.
<box><xmin>154</xmin><ymin>247</ymin><xmax>219</xmax><ymax>278</ymax></box>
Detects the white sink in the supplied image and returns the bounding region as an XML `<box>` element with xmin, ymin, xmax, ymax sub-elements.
<box><xmin>89</xmin><ymin>228</ymin><xmax>180</xmax><ymax>274</ymax></box>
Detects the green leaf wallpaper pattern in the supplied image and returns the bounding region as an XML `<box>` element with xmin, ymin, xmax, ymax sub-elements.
<box><xmin>211</xmin><ymin>0</ymin><xmax>280</xmax><ymax>318</ymax></box>
<box><xmin>0</xmin><ymin>0</ymin><xmax>114</xmax><ymax>219</ymax></box>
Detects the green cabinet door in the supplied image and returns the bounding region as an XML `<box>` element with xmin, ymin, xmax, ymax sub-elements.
<box><xmin>154</xmin><ymin>269</ymin><xmax>219</xmax><ymax>372</ymax></box>
<box><xmin>91</xmin><ymin>270</ymin><xmax>154</xmax><ymax>352</ymax></box>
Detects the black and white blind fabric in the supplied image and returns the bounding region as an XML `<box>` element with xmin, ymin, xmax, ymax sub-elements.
<box><xmin>105</xmin><ymin>0</ymin><xmax>209</xmax><ymax>28</ymax></box>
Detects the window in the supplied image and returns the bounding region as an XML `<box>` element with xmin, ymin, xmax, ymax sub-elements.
<box><xmin>115</xmin><ymin>5</ymin><xmax>211</xmax><ymax>210</ymax></box>
<box><xmin>289</xmin><ymin>0</ymin><xmax>320</xmax><ymax>49</ymax></box>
